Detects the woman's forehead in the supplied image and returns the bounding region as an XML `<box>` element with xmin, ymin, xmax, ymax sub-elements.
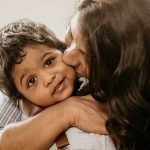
<box><xmin>64</xmin><ymin>13</ymin><xmax>81</xmax><ymax>46</ymax></box>
<box><xmin>70</xmin><ymin>13</ymin><xmax>82</xmax><ymax>40</ymax></box>
<box><xmin>70</xmin><ymin>12</ymin><xmax>80</xmax><ymax>30</ymax></box>
<box><xmin>64</xmin><ymin>25</ymin><xmax>72</xmax><ymax>45</ymax></box>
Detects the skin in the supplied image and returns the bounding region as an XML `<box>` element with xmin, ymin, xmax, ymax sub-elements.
<box><xmin>12</xmin><ymin>44</ymin><xmax>76</xmax><ymax>107</ymax></box>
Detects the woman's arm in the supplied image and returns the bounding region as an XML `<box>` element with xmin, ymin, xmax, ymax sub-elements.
<box><xmin>0</xmin><ymin>95</ymin><xmax>107</xmax><ymax>150</ymax></box>
<box><xmin>0</xmin><ymin>101</ymin><xmax>69</xmax><ymax>150</ymax></box>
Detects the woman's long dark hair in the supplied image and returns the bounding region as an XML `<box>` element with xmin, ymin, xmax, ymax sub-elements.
<box><xmin>77</xmin><ymin>0</ymin><xmax>150</xmax><ymax>149</ymax></box>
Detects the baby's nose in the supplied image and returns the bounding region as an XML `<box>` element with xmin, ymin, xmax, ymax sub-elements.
<box><xmin>41</xmin><ymin>72</ymin><xmax>56</xmax><ymax>87</ymax></box>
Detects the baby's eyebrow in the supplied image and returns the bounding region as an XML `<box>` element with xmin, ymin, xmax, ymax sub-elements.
<box><xmin>19</xmin><ymin>68</ymin><xmax>30</xmax><ymax>87</ymax></box>
<box><xmin>40</xmin><ymin>52</ymin><xmax>52</xmax><ymax>61</ymax></box>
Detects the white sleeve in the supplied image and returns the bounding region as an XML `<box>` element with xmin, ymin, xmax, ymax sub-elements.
<box><xmin>65</xmin><ymin>127</ymin><xmax>116</xmax><ymax>150</ymax></box>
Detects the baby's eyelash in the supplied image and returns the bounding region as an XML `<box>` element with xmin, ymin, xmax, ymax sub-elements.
<box><xmin>27</xmin><ymin>76</ymin><xmax>37</xmax><ymax>87</ymax></box>
<box><xmin>44</xmin><ymin>57</ymin><xmax>55</xmax><ymax>67</ymax></box>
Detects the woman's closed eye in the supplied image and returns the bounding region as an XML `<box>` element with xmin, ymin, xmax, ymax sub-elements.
<box><xmin>27</xmin><ymin>76</ymin><xmax>37</xmax><ymax>87</ymax></box>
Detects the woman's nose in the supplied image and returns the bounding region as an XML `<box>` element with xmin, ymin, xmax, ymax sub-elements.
<box><xmin>63</xmin><ymin>48</ymin><xmax>79</xmax><ymax>67</ymax></box>
<box><xmin>63</xmin><ymin>47</ymin><xmax>89</xmax><ymax>78</ymax></box>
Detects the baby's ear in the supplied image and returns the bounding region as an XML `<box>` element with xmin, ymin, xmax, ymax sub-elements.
<box><xmin>18</xmin><ymin>99</ymin><xmax>43</xmax><ymax>117</ymax></box>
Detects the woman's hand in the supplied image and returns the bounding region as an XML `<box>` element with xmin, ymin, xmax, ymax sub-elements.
<box><xmin>63</xmin><ymin>95</ymin><xmax>108</xmax><ymax>135</ymax></box>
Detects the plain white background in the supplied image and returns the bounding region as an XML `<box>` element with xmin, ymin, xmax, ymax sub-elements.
<box><xmin>0</xmin><ymin>0</ymin><xmax>76</xmax><ymax>39</ymax></box>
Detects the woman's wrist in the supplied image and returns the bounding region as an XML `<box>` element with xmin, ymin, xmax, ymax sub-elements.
<box><xmin>46</xmin><ymin>100</ymin><xmax>73</xmax><ymax>131</ymax></box>
<box><xmin>62</xmin><ymin>98</ymin><xmax>80</xmax><ymax>128</ymax></box>
<box><xmin>60</xmin><ymin>101</ymin><xmax>75</xmax><ymax>129</ymax></box>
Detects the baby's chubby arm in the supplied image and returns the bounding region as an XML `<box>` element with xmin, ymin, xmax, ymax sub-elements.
<box><xmin>0</xmin><ymin>95</ymin><xmax>108</xmax><ymax>150</ymax></box>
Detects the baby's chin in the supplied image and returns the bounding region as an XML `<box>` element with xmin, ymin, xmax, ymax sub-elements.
<box><xmin>39</xmin><ymin>88</ymin><xmax>74</xmax><ymax>107</ymax></box>
<box><xmin>55</xmin><ymin>89</ymin><xmax>74</xmax><ymax>102</ymax></box>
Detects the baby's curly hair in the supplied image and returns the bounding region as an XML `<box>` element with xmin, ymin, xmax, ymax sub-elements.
<box><xmin>0</xmin><ymin>19</ymin><xmax>66</xmax><ymax>102</ymax></box>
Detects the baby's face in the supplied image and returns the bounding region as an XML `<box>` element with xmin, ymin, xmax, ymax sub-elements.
<box><xmin>11</xmin><ymin>44</ymin><xmax>76</xmax><ymax>107</ymax></box>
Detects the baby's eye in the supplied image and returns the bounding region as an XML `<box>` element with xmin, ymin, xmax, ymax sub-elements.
<box><xmin>27</xmin><ymin>76</ymin><xmax>37</xmax><ymax>87</ymax></box>
<box><xmin>45</xmin><ymin>58</ymin><xmax>54</xmax><ymax>68</ymax></box>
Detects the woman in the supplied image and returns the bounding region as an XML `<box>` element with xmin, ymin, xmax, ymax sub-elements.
<box><xmin>63</xmin><ymin>0</ymin><xmax>150</xmax><ymax>149</ymax></box>
<box><xmin>0</xmin><ymin>18</ymin><xmax>114</xmax><ymax>150</ymax></box>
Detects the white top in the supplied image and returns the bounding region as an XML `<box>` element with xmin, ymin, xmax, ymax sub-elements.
<box><xmin>50</xmin><ymin>127</ymin><xmax>116</xmax><ymax>150</ymax></box>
